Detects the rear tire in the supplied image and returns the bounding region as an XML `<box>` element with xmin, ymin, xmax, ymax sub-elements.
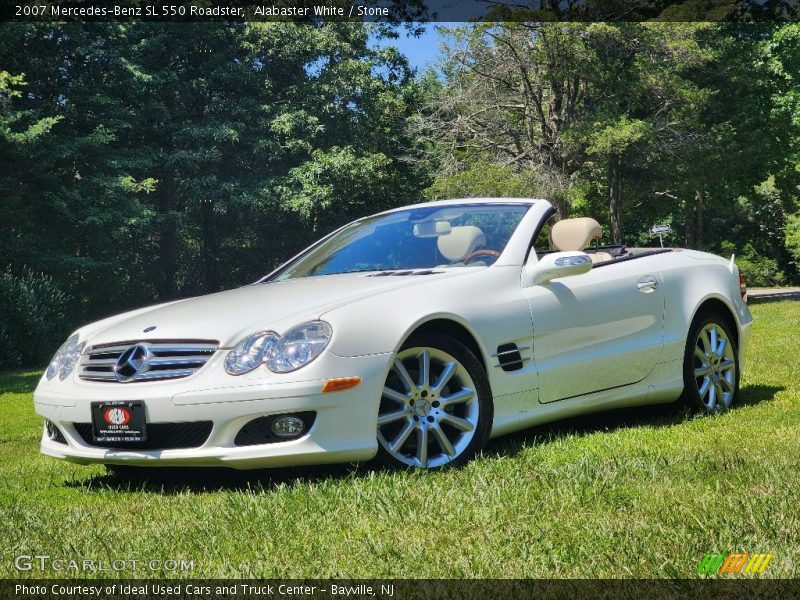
<box><xmin>375</xmin><ymin>333</ymin><xmax>493</xmax><ymax>470</ymax></box>
<box><xmin>681</xmin><ymin>312</ymin><xmax>740</xmax><ymax>413</ymax></box>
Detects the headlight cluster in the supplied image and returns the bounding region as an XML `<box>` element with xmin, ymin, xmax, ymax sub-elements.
<box><xmin>225</xmin><ymin>321</ymin><xmax>332</xmax><ymax>376</ymax></box>
<box><xmin>45</xmin><ymin>334</ymin><xmax>84</xmax><ymax>381</ymax></box>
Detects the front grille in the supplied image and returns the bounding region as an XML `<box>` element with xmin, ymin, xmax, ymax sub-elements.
<box><xmin>79</xmin><ymin>339</ymin><xmax>218</xmax><ymax>383</ymax></box>
<box><xmin>73</xmin><ymin>421</ymin><xmax>213</xmax><ymax>450</ymax></box>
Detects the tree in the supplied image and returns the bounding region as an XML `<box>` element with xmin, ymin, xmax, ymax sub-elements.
<box><xmin>0</xmin><ymin>22</ymin><xmax>423</xmax><ymax>335</ymax></box>
<box><xmin>418</xmin><ymin>23</ymin><xmax>595</xmax><ymax>219</ymax></box>
<box><xmin>421</xmin><ymin>23</ymin><xmax>714</xmax><ymax>243</ymax></box>
<box><xmin>423</xmin><ymin>22</ymin><xmax>794</xmax><ymax>253</ymax></box>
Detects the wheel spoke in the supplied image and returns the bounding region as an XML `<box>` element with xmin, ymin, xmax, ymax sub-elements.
<box><xmin>715</xmin><ymin>337</ymin><xmax>727</xmax><ymax>357</ymax></box>
<box><xmin>378</xmin><ymin>409</ymin><xmax>410</xmax><ymax>426</ymax></box>
<box><xmin>439</xmin><ymin>388</ymin><xmax>475</xmax><ymax>408</ymax></box>
<box><xmin>432</xmin><ymin>361</ymin><xmax>457</xmax><ymax>393</ymax></box>
<box><xmin>440</xmin><ymin>414</ymin><xmax>475</xmax><ymax>432</ymax></box>
<box><xmin>719</xmin><ymin>376</ymin><xmax>734</xmax><ymax>393</ymax></box>
<box><xmin>431</xmin><ymin>425</ymin><xmax>456</xmax><ymax>457</ymax></box>
<box><xmin>418</xmin><ymin>350</ymin><xmax>430</xmax><ymax>388</ymax></box>
<box><xmin>702</xmin><ymin>330</ymin><xmax>714</xmax><ymax>355</ymax></box>
<box><xmin>393</xmin><ymin>359</ymin><xmax>416</xmax><ymax>393</ymax></box>
<box><xmin>720</xmin><ymin>359</ymin><xmax>735</xmax><ymax>372</ymax></box>
<box><xmin>715</xmin><ymin>383</ymin><xmax>724</xmax><ymax>406</ymax></box>
<box><xmin>416</xmin><ymin>426</ymin><xmax>429</xmax><ymax>468</ymax></box>
<box><xmin>382</xmin><ymin>386</ymin><xmax>409</xmax><ymax>404</ymax></box>
<box><xmin>694</xmin><ymin>348</ymin><xmax>708</xmax><ymax>363</ymax></box>
<box><xmin>707</xmin><ymin>383</ymin><xmax>716</xmax><ymax>408</ymax></box>
<box><xmin>698</xmin><ymin>377</ymin><xmax>711</xmax><ymax>402</ymax></box>
<box><xmin>694</xmin><ymin>366</ymin><xmax>712</xmax><ymax>378</ymax></box>
<box><xmin>390</xmin><ymin>421</ymin><xmax>416</xmax><ymax>453</ymax></box>
<box><xmin>709</xmin><ymin>328</ymin><xmax>718</xmax><ymax>355</ymax></box>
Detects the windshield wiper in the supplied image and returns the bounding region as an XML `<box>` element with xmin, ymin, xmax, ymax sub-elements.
<box><xmin>368</xmin><ymin>269</ymin><xmax>443</xmax><ymax>277</ymax></box>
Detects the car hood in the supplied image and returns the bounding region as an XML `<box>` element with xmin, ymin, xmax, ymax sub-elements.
<box><xmin>82</xmin><ymin>270</ymin><xmax>476</xmax><ymax>348</ymax></box>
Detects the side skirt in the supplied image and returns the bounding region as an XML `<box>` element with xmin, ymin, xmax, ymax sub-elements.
<box><xmin>489</xmin><ymin>358</ymin><xmax>683</xmax><ymax>438</ymax></box>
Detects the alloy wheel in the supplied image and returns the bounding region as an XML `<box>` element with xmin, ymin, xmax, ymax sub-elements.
<box><xmin>377</xmin><ymin>346</ymin><xmax>479</xmax><ymax>469</ymax></box>
<box><xmin>693</xmin><ymin>322</ymin><xmax>737</xmax><ymax>411</ymax></box>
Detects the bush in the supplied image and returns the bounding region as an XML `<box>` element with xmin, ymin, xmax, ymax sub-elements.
<box><xmin>736</xmin><ymin>243</ymin><xmax>787</xmax><ymax>287</ymax></box>
<box><xmin>786</xmin><ymin>213</ymin><xmax>800</xmax><ymax>269</ymax></box>
<box><xmin>0</xmin><ymin>268</ymin><xmax>71</xmax><ymax>370</ymax></box>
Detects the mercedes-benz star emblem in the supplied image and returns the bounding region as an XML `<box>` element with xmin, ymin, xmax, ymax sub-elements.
<box><xmin>114</xmin><ymin>344</ymin><xmax>150</xmax><ymax>382</ymax></box>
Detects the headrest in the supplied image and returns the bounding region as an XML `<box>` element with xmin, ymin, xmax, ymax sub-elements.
<box><xmin>437</xmin><ymin>225</ymin><xmax>486</xmax><ymax>262</ymax></box>
<box><xmin>551</xmin><ymin>218</ymin><xmax>602</xmax><ymax>252</ymax></box>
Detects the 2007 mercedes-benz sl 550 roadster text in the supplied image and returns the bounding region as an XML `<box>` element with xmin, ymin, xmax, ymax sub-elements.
<box><xmin>35</xmin><ymin>198</ymin><xmax>752</xmax><ymax>470</ymax></box>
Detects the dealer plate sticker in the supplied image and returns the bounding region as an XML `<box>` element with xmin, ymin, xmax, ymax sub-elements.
<box><xmin>91</xmin><ymin>401</ymin><xmax>146</xmax><ymax>442</ymax></box>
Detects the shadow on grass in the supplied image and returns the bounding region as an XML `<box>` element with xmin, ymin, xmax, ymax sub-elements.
<box><xmin>483</xmin><ymin>383</ymin><xmax>784</xmax><ymax>461</ymax></box>
<box><xmin>65</xmin><ymin>461</ymin><xmax>371</xmax><ymax>494</ymax></box>
<box><xmin>737</xmin><ymin>383</ymin><xmax>785</xmax><ymax>407</ymax></box>
<box><xmin>0</xmin><ymin>370</ymin><xmax>42</xmax><ymax>394</ymax></box>
<box><xmin>63</xmin><ymin>383</ymin><xmax>784</xmax><ymax>494</ymax></box>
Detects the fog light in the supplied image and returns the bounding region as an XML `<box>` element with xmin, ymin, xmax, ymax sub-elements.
<box><xmin>270</xmin><ymin>415</ymin><xmax>306</xmax><ymax>438</ymax></box>
<box><xmin>45</xmin><ymin>420</ymin><xmax>65</xmax><ymax>444</ymax></box>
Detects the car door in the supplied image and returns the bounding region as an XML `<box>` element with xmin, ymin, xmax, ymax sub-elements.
<box><xmin>523</xmin><ymin>259</ymin><xmax>665</xmax><ymax>403</ymax></box>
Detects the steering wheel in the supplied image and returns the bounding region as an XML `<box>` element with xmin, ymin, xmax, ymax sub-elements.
<box><xmin>462</xmin><ymin>249</ymin><xmax>502</xmax><ymax>265</ymax></box>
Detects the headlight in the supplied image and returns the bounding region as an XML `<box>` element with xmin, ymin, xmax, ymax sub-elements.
<box><xmin>224</xmin><ymin>331</ymin><xmax>279</xmax><ymax>375</ymax></box>
<box><xmin>226</xmin><ymin>321</ymin><xmax>332</xmax><ymax>376</ymax></box>
<box><xmin>45</xmin><ymin>334</ymin><xmax>84</xmax><ymax>381</ymax></box>
<box><xmin>266</xmin><ymin>320</ymin><xmax>332</xmax><ymax>373</ymax></box>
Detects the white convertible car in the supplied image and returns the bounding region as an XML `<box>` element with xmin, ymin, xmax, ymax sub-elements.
<box><xmin>35</xmin><ymin>198</ymin><xmax>752</xmax><ymax>471</ymax></box>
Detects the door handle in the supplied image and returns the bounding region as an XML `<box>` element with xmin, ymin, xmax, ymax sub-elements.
<box><xmin>637</xmin><ymin>276</ymin><xmax>659</xmax><ymax>292</ymax></box>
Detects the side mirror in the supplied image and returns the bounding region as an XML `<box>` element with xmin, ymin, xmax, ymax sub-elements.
<box><xmin>522</xmin><ymin>251</ymin><xmax>592</xmax><ymax>287</ymax></box>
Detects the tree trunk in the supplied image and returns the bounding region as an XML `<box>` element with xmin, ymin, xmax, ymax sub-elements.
<box><xmin>684</xmin><ymin>196</ymin><xmax>696</xmax><ymax>249</ymax></box>
<box><xmin>202</xmin><ymin>198</ymin><xmax>219</xmax><ymax>293</ymax></box>
<box><xmin>694</xmin><ymin>189</ymin><xmax>705</xmax><ymax>250</ymax></box>
<box><xmin>553</xmin><ymin>195</ymin><xmax>569</xmax><ymax>221</ymax></box>
<box><xmin>608</xmin><ymin>154</ymin><xmax>623</xmax><ymax>245</ymax></box>
<box><xmin>156</xmin><ymin>174</ymin><xmax>178</xmax><ymax>300</ymax></box>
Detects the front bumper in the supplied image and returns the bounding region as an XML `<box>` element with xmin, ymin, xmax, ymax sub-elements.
<box><xmin>34</xmin><ymin>352</ymin><xmax>390</xmax><ymax>469</ymax></box>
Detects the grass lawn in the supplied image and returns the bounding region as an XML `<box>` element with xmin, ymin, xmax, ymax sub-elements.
<box><xmin>1</xmin><ymin>301</ymin><xmax>798</xmax><ymax>579</ymax></box>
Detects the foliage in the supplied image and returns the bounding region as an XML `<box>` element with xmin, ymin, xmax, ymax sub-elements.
<box><xmin>735</xmin><ymin>248</ymin><xmax>786</xmax><ymax>288</ymax></box>
<box><xmin>0</xmin><ymin>269</ymin><xmax>70</xmax><ymax>369</ymax></box>
<box><xmin>0</xmin><ymin>23</ymin><xmax>424</xmax><ymax>335</ymax></box>
<box><xmin>426</xmin><ymin>161</ymin><xmax>563</xmax><ymax>200</ymax></box>
<box><xmin>787</xmin><ymin>214</ymin><xmax>800</xmax><ymax>268</ymax></box>
<box><xmin>708</xmin><ymin>180</ymin><xmax>794</xmax><ymax>286</ymax></box>
<box><xmin>423</xmin><ymin>22</ymin><xmax>799</xmax><ymax>267</ymax></box>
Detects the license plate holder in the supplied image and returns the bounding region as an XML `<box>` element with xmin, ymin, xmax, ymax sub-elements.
<box><xmin>91</xmin><ymin>401</ymin><xmax>146</xmax><ymax>443</ymax></box>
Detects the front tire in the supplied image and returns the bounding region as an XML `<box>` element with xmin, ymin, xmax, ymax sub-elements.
<box><xmin>376</xmin><ymin>333</ymin><xmax>493</xmax><ymax>470</ymax></box>
<box><xmin>682</xmin><ymin>312</ymin><xmax>740</xmax><ymax>412</ymax></box>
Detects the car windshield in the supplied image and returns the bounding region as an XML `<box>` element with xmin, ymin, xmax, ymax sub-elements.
<box><xmin>270</xmin><ymin>203</ymin><xmax>531</xmax><ymax>280</ymax></box>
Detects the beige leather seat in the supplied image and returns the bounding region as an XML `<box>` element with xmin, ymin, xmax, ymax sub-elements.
<box><xmin>551</xmin><ymin>217</ymin><xmax>613</xmax><ymax>263</ymax></box>
<box><xmin>437</xmin><ymin>226</ymin><xmax>486</xmax><ymax>263</ymax></box>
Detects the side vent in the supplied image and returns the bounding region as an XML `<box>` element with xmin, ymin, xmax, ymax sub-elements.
<box><xmin>493</xmin><ymin>343</ymin><xmax>530</xmax><ymax>372</ymax></box>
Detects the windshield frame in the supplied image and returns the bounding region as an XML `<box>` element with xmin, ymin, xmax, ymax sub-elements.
<box><xmin>258</xmin><ymin>201</ymin><xmax>534</xmax><ymax>283</ymax></box>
